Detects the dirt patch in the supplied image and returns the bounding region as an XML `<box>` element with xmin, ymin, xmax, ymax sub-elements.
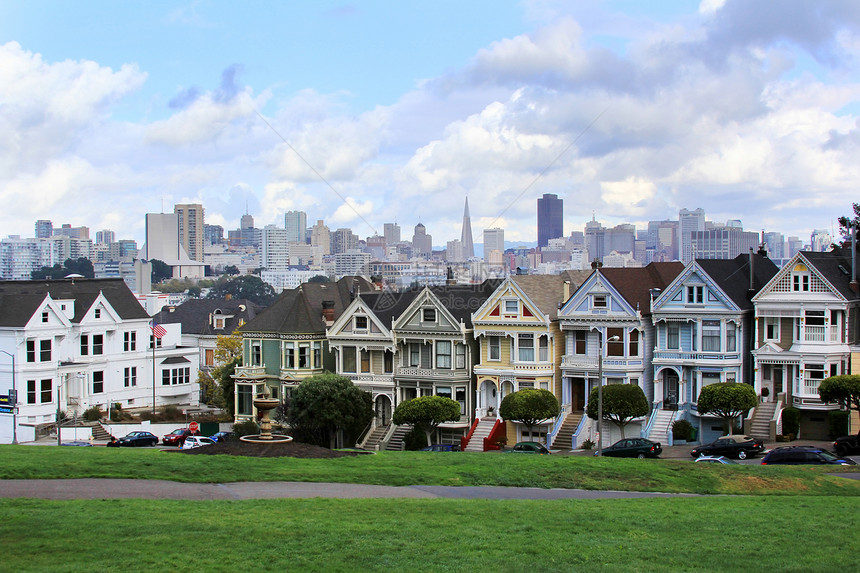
<box><xmin>177</xmin><ymin>440</ymin><xmax>367</xmax><ymax>459</ymax></box>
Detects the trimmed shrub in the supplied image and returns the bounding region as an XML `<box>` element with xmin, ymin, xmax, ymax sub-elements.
<box><xmin>232</xmin><ymin>420</ymin><xmax>259</xmax><ymax>438</ymax></box>
<box><xmin>82</xmin><ymin>406</ymin><xmax>102</xmax><ymax>422</ymax></box>
<box><xmin>672</xmin><ymin>419</ymin><xmax>694</xmax><ymax>441</ymax></box>
<box><xmin>782</xmin><ymin>407</ymin><xmax>800</xmax><ymax>436</ymax></box>
<box><xmin>828</xmin><ymin>410</ymin><xmax>849</xmax><ymax>439</ymax></box>
<box><xmin>403</xmin><ymin>426</ymin><xmax>427</xmax><ymax>451</ymax></box>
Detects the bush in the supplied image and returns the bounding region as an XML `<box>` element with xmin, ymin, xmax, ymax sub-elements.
<box><xmin>828</xmin><ymin>410</ymin><xmax>849</xmax><ymax>439</ymax></box>
<box><xmin>232</xmin><ymin>420</ymin><xmax>259</xmax><ymax>438</ymax></box>
<box><xmin>403</xmin><ymin>427</ymin><xmax>427</xmax><ymax>451</ymax></box>
<box><xmin>160</xmin><ymin>405</ymin><xmax>183</xmax><ymax>421</ymax></box>
<box><xmin>782</xmin><ymin>407</ymin><xmax>800</xmax><ymax>436</ymax></box>
<box><xmin>672</xmin><ymin>419</ymin><xmax>694</xmax><ymax>441</ymax></box>
<box><xmin>580</xmin><ymin>439</ymin><xmax>595</xmax><ymax>450</ymax></box>
<box><xmin>82</xmin><ymin>406</ymin><xmax>102</xmax><ymax>422</ymax></box>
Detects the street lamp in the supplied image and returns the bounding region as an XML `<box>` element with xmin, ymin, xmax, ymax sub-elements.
<box><xmin>0</xmin><ymin>350</ymin><xmax>17</xmax><ymax>445</ymax></box>
<box><xmin>597</xmin><ymin>334</ymin><xmax>620</xmax><ymax>457</ymax></box>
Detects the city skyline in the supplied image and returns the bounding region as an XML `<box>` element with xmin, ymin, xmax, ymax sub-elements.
<box><xmin>2</xmin><ymin>2</ymin><xmax>858</xmax><ymax>246</ymax></box>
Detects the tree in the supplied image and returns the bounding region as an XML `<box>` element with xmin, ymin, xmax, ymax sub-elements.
<box><xmin>223</xmin><ymin>265</ymin><xmax>240</xmax><ymax>276</ymax></box>
<box><xmin>586</xmin><ymin>384</ymin><xmax>649</xmax><ymax>438</ymax></box>
<box><xmin>696</xmin><ymin>382</ymin><xmax>757</xmax><ymax>434</ymax></box>
<box><xmin>499</xmin><ymin>388</ymin><xmax>560</xmax><ymax>436</ymax></box>
<box><xmin>819</xmin><ymin>375</ymin><xmax>860</xmax><ymax>432</ymax></box>
<box><xmin>392</xmin><ymin>395</ymin><xmax>461</xmax><ymax>447</ymax></box>
<box><xmin>206</xmin><ymin>334</ymin><xmax>244</xmax><ymax>411</ymax></box>
<box><xmin>151</xmin><ymin>259</ymin><xmax>173</xmax><ymax>283</ymax></box>
<box><xmin>287</xmin><ymin>373</ymin><xmax>373</xmax><ymax>449</ymax></box>
<box><xmin>207</xmin><ymin>275</ymin><xmax>276</xmax><ymax>307</ymax></box>
<box><xmin>838</xmin><ymin>203</ymin><xmax>860</xmax><ymax>243</ymax></box>
<box><xmin>308</xmin><ymin>275</ymin><xmax>330</xmax><ymax>283</ymax></box>
<box><xmin>31</xmin><ymin>258</ymin><xmax>94</xmax><ymax>280</ymax></box>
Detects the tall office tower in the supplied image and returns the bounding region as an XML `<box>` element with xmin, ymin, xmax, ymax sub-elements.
<box><xmin>483</xmin><ymin>228</ymin><xmax>505</xmax><ymax>258</ymax></box>
<box><xmin>605</xmin><ymin>224</ymin><xmax>636</xmax><ymax>255</ymax></box>
<box><xmin>460</xmin><ymin>197</ymin><xmax>474</xmax><ymax>259</ymax></box>
<box><xmin>174</xmin><ymin>204</ymin><xmax>204</xmax><ymax>262</ymax></box>
<box><xmin>95</xmin><ymin>230</ymin><xmax>115</xmax><ymax>245</ymax></box>
<box><xmin>691</xmin><ymin>227</ymin><xmax>759</xmax><ymax>259</ymax></box>
<box><xmin>412</xmin><ymin>223</ymin><xmax>433</xmax><ymax>258</ymax></box>
<box><xmin>284</xmin><ymin>210</ymin><xmax>307</xmax><ymax>244</ymax></box>
<box><xmin>310</xmin><ymin>220</ymin><xmax>331</xmax><ymax>255</ymax></box>
<box><xmin>810</xmin><ymin>229</ymin><xmax>832</xmax><ymax>252</ymax></box>
<box><xmin>537</xmin><ymin>193</ymin><xmax>563</xmax><ymax>248</ymax></box>
<box><xmin>261</xmin><ymin>225</ymin><xmax>290</xmax><ymax>271</ymax></box>
<box><xmin>331</xmin><ymin>228</ymin><xmax>358</xmax><ymax>255</ymax></box>
<box><xmin>240</xmin><ymin>213</ymin><xmax>254</xmax><ymax>230</ymax></box>
<box><xmin>679</xmin><ymin>208</ymin><xmax>705</xmax><ymax>263</ymax></box>
<box><xmin>787</xmin><ymin>236</ymin><xmax>804</xmax><ymax>257</ymax></box>
<box><xmin>204</xmin><ymin>224</ymin><xmax>224</xmax><ymax>246</ymax></box>
<box><xmin>35</xmin><ymin>220</ymin><xmax>53</xmax><ymax>239</ymax></box>
<box><xmin>584</xmin><ymin>217</ymin><xmax>605</xmax><ymax>262</ymax></box>
<box><xmin>384</xmin><ymin>223</ymin><xmax>401</xmax><ymax>245</ymax></box>
<box><xmin>447</xmin><ymin>239</ymin><xmax>464</xmax><ymax>262</ymax></box>
<box><xmin>117</xmin><ymin>239</ymin><xmax>138</xmax><ymax>259</ymax></box>
<box><xmin>763</xmin><ymin>232</ymin><xmax>785</xmax><ymax>259</ymax></box>
<box><xmin>55</xmin><ymin>224</ymin><xmax>90</xmax><ymax>240</ymax></box>
<box><xmin>647</xmin><ymin>220</ymin><xmax>679</xmax><ymax>261</ymax></box>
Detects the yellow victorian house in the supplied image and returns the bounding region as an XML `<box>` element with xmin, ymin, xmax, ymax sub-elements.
<box><xmin>469</xmin><ymin>271</ymin><xmax>590</xmax><ymax>450</ymax></box>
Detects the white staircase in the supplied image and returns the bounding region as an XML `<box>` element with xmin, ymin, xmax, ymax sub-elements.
<box><xmin>647</xmin><ymin>409</ymin><xmax>676</xmax><ymax>443</ymax></box>
<box><xmin>748</xmin><ymin>401</ymin><xmax>778</xmax><ymax>442</ymax></box>
<box><xmin>464</xmin><ymin>418</ymin><xmax>497</xmax><ymax>452</ymax></box>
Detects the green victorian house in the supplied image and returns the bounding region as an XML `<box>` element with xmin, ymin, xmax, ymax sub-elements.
<box><xmin>232</xmin><ymin>276</ymin><xmax>373</xmax><ymax>422</ymax></box>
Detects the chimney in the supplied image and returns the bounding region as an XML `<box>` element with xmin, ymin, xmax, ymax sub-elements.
<box><xmin>321</xmin><ymin>300</ymin><xmax>335</xmax><ymax>324</ymax></box>
<box><xmin>563</xmin><ymin>280</ymin><xmax>571</xmax><ymax>302</ymax></box>
<box><xmin>748</xmin><ymin>248</ymin><xmax>756</xmax><ymax>299</ymax></box>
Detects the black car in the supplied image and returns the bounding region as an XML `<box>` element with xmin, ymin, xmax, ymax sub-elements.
<box><xmin>117</xmin><ymin>431</ymin><xmax>159</xmax><ymax>447</ymax></box>
<box><xmin>832</xmin><ymin>434</ymin><xmax>860</xmax><ymax>457</ymax></box>
<box><xmin>761</xmin><ymin>445</ymin><xmax>857</xmax><ymax>466</ymax></box>
<box><xmin>690</xmin><ymin>434</ymin><xmax>765</xmax><ymax>460</ymax></box>
<box><xmin>597</xmin><ymin>438</ymin><xmax>662</xmax><ymax>458</ymax></box>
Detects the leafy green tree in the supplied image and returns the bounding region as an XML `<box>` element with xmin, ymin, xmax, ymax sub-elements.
<box><xmin>31</xmin><ymin>258</ymin><xmax>94</xmax><ymax>280</ymax></box>
<box><xmin>586</xmin><ymin>384</ymin><xmax>649</xmax><ymax>438</ymax></box>
<box><xmin>308</xmin><ymin>275</ymin><xmax>330</xmax><ymax>283</ymax></box>
<box><xmin>696</xmin><ymin>382</ymin><xmax>757</xmax><ymax>434</ymax></box>
<box><xmin>392</xmin><ymin>395</ymin><xmax>461</xmax><ymax>447</ymax></box>
<box><xmin>207</xmin><ymin>275</ymin><xmax>276</xmax><ymax>307</ymax></box>
<box><xmin>838</xmin><ymin>203</ymin><xmax>860</xmax><ymax>243</ymax></box>
<box><xmin>186</xmin><ymin>285</ymin><xmax>201</xmax><ymax>298</ymax></box>
<box><xmin>287</xmin><ymin>373</ymin><xmax>373</xmax><ymax>449</ymax></box>
<box><xmin>31</xmin><ymin>263</ymin><xmax>66</xmax><ymax>280</ymax></box>
<box><xmin>499</xmin><ymin>388</ymin><xmax>560</xmax><ymax>436</ymax></box>
<box><xmin>819</xmin><ymin>375</ymin><xmax>860</xmax><ymax>434</ymax></box>
<box><xmin>151</xmin><ymin>259</ymin><xmax>173</xmax><ymax>283</ymax></box>
<box><xmin>223</xmin><ymin>265</ymin><xmax>240</xmax><ymax>276</ymax></box>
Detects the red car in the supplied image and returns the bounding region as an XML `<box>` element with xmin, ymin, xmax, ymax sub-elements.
<box><xmin>162</xmin><ymin>428</ymin><xmax>194</xmax><ymax>447</ymax></box>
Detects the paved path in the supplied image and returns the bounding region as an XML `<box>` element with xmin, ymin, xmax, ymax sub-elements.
<box><xmin>0</xmin><ymin>479</ymin><xmax>698</xmax><ymax>501</ymax></box>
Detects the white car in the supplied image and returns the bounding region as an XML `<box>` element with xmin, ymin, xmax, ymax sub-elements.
<box><xmin>181</xmin><ymin>436</ymin><xmax>215</xmax><ymax>450</ymax></box>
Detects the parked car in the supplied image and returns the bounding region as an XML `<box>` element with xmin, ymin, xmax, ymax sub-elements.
<box><xmin>117</xmin><ymin>431</ymin><xmax>159</xmax><ymax>447</ymax></box>
<box><xmin>209</xmin><ymin>431</ymin><xmax>231</xmax><ymax>443</ymax></box>
<box><xmin>162</xmin><ymin>428</ymin><xmax>194</xmax><ymax>447</ymax></box>
<box><xmin>421</xmin><ymin>444</ymin><xmax>460</xmax><ymax>452</ymax></box>
<box><xmin>596</xmin><ymin>438</ymin><xmax>662</xmax><ymax>458</ymax></box>
<box><xmin>694</xmin><ymin>455</ymin><xmax>737</xmax><ymax>464</ymax></box>
<box><xmin>690</xmin><ymin>435</ymin><xmax>765</xmax><ymax>460</ymax></box>
<box><xmin>760</xmin><ymin>446</ymin><xmax>857</xmax><ymax>466</ymax></box>
<box><xmin>506</xmin><ymin>441</ymin><xmax>551</xmax><ymax>454</ymax></box>
<box><xmin>181</xmin><ymin>436</ymin><xmax>216</xmax><ymax>450</ymax></box>
<box><xmin>832</xmin><ymin>434</ymin><xmax>860</xmax><ymax>457</ymax></box>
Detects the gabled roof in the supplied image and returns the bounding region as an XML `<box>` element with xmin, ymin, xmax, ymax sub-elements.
<box><xmin>239</xmin><ymin>276</ymin><xmax>373</xmax><ymax>335</ymax></box>
<box><xmin>510</xmin><ymin>270</ymin><xmax>592</xmax><ymax>319</ymax></box>
<box><xmin>0</xmin><ymin>278</ymin><xmax>149</xmax><ymax>327</ymax></box>
<box><xmin>801</xmin><ymin>248</ymin><xmax>860</xmax><ymax>300</ymax></box>
<box><xmin>696</xmin><ymin>253</ymin><xmax>778</xmax><ymax>310</ymax></box>
<box><xmin>599</xmin><ymin>262</ymin><xmax>684</xmax><ymax>317</ymax></box>
<box><xmin>151</xmin><ymin>298</ymin><xmax>261</xmax><ymax>336</ymax></box>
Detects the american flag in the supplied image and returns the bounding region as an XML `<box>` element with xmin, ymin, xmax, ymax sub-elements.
<box><xmin>150</xmin><ymin>322</ymin><xmax>167</xmax><ymax>339</ymax></box>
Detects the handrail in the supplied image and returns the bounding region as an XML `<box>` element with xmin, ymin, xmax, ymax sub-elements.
<box><xmin>547</xmin><ymin>404</ymin><xmax>568</xmax><ymax>447</ymax></box>
<box><xmin>461</xmin><ymin>418</ymin><xmax>480</xmax><ymax>451</ymax></box>
<box><xmin>771</xmin><ymin>395</ymin><xmax>784</xmax><ymax>441</ymax></box>
<box><xmin>571</xmin><ymin>414</ymin><xmax>588</xmax><ymax>449</ymax></box>
<box><xmin>355</xmin><ymin>419</ymin><xmax>375</xmax><ymax>448</ymax></box>
<box><xmin>641</xmin><ymin>401</ymin><xmax>661</xmax><ymax>438</ymax></box>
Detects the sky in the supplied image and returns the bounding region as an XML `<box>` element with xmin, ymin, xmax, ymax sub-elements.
<box><xmin>2</xmin><ymin>0</ymin><xmax>860</xmax><ymax>248</ymax></box>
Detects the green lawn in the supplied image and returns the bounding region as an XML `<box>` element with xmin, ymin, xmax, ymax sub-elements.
<box><xmin>2</xmin><ymin>496</ymin><xmax>856</xmax><ymax>572</ymax></box>
<box><xmin>1</xmin><ymin>444</ymin><xmax>859</xmax><ymax>495</ymax></box>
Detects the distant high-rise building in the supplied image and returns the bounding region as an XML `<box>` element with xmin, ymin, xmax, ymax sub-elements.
<box><xmin>679</xmin><ymin>208</ymin><xmax>705</xmax><ymax>263</ymax></box>
<box><xmin>412</xmin><ymin>223</ymin><xmax>432</xmax><ymax>258</ymax></box>
<box><xmin>763</xmin><ymin>232</ymin><xmax>785</xmax><ymax>259</ymax></box>
<box><xmin>447</xmin><ymin>239</ymin><xmax>463</xmax><ymax>262</ymax></box>
<box><xmin>204</xmin><ymin>224</ymin><xmax>224</xmax><ymax>246</ymax></box>
<box><xmin>691</xmin><ymin>227</ymin><xmax>759</xmax><ymax>260</ymax></box>
<box><xmin>647</xmin><ymin>220</ymin><xmax>679</xmax><ymax>261</ymax></box>
<box><xmin>95</xmin><ymin>230</ymin><xmax>115</xmax><ymax>245</ymax></box>
<box><xmin>585</xmin><ymin>217</ymin><xmax>605</xmax><ymax>263</ymax></box>
<box><xmin>810</xmin><ymin>229</ymin><xmax>832</xmax><ymax>252</ymax></box>
<box><xmin>261</xmin><ymin>225</ymin><xmax>290</xmax><ymax>271</ymax></box>
<box><xmin>0</xmin><ymin>236</ymin><xmax>57</xmax><ymax>280</ymax></box>
<box><xmin>35</xmin><ymin>220</ymin><xmax>53</xmax><ymax>239</ymax></box>
<box><xmin>537</xmin><ymin>193</ymin><xmax>563</xmax><ymax>248</ymax></box>
<box><xmin>240</xmin><ymin>213</ymin><xmax>254</xmax><ymax>230</ymax></box>
<box><xmin>174</xmin><ymin>204</ymin><xmax>204</xmax><ymax>262</ymax></box>
<box><xmin>310</xmin><ymin>220</ymin><xmax>331</xmax><ymax>255</ymax></box>
<box><xmin>331</xmin><ymin>228</ymin><xmax>358</xmax><ymax>255</ymax></box>
<box><xmin>461</xmin><ymin>197</ymin><xmax>474</xmax><ymax>259</ymax></box>
<box><xmin>54</xmin><ymin>224</ymin><xmax>90</xmax><ymax>240</ymax></box>
<box><xmin>787</xmin><ymin>236</ymin><xmax>804</xmax><ymax>258</ymax></box>
<box><xmin>284</xmin><ymin>210</ymin><xmax>307</xmax><ymax>244</ymax></box>
<box><xmin>483</xmin><ymin>228</ymin><xmax>505</xmax><ymax>258</ymax></box>
<box><xmin>384</xmin><ymin>223</ymin><xmax>401</xmax><ymax>245</ymax></box>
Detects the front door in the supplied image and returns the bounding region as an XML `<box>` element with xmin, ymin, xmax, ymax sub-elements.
<box><xmin>773</xmin><ymin>365</ymin><xmax>783</xmax><ymax>397</ymax></box>
<box><xmin>572</xmin><ymin>377</ymin><xmax>586</xmax><ymax>411</ymax></box>
<box><xmin>663</xmin><ymin>371</ymin><xmax>679</xmax><ymax>409</ymax></box>
<box><xmin>375</xmin><ymin>395</ymin><xmax>391</xmax><ymax>426</ymax></box>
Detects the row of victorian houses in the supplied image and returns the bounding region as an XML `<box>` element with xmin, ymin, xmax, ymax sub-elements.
<box><xmin>1</xmin><ymin>243</ymin><xmax>857</xmax><ymax>447</ymax></box>
<box><xmin>232</xmin><ymin>245</ymin><xmax>860</xmax><ymax>450</ymax></box>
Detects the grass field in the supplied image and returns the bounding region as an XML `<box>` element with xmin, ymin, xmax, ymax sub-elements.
<box><xmin>1</xmin><ymin>445</ymin><xmax>858</xmax><ymax>496</ymax></box>
<box><xmin>2</xmin><ymin>496</ymin><xmax>856</xmax><ymax>572</ymax></box>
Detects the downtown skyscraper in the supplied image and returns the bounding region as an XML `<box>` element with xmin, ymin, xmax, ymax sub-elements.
<box><xmin>537</xmin><ymin>193</ymin><xmax>563</xmax><ymax>248</ymax></box>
